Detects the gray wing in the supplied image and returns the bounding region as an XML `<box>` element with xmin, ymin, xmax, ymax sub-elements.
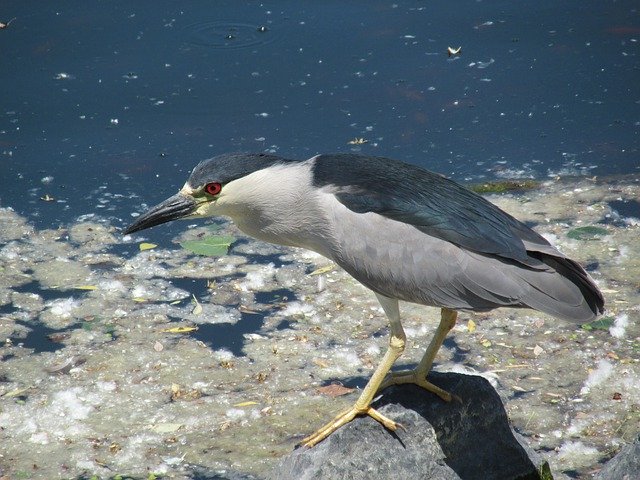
<box><xmin>312</xmin><ymin>154</ymin><xmax>556</xmax><ymax>266</ymax></box>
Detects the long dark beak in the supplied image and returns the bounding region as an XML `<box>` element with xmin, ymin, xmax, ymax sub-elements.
<box><xmin>123</xmin><ymin>193</ymin><xmax>197</xmax><ymax>235</ymax></box>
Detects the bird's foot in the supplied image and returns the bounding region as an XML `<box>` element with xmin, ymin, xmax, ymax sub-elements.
<box><xmin>298</xmin><ymin>404</ymin><xmax>403</xmax><ymax>448</ymax></box>
<box><xmin>378</xmin><ymin>370</ymin><xmax>458</xmax><ymax>402</ymax></box>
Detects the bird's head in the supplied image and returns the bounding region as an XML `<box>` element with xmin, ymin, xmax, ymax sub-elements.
<box><xmin>123</xmin><ymin>153</ymin><xmax>291</xmax><ymax>235</ymax></box>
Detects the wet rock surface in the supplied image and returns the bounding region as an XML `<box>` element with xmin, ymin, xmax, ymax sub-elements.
<box><xmin>0</xmin><ymin>176</ymin><xmax>639</xmax><ymax>479</ymax></box>
<box><xmin>595</xmin><ymin>435</ymin><xmax>640</xmax><ymax>480</ymax></box>
<box><xmin>274</xmin><ymin>372</ymin><xmax>550</xmax><ymax>480</ymax></box>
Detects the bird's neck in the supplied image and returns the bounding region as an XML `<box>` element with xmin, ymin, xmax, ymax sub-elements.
<box><xmin>216</xmin><ymin>161</ymin><xmax>336</xmax><ymax>258</ymax></box>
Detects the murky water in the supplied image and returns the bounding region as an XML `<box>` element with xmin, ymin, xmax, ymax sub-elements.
<box><xmin>0</xmin><ymin>176</ymin><xmax>639</xmax><ymax>479</ymax></box>
<box><xmin>0</xmin><ymin>1</ymin><xmax>639</xmax><ymax>479</ymax></box>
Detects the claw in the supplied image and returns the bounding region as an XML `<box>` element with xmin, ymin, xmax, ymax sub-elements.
<box><xmin>379</xmin><ymin>370</ymin><xmax>455</xmax><ymax>402</ymax></box>
<box><xmin>299</xmin><ymin>405</ymin><xmax>400</xmax><ymax>448</ymax></box>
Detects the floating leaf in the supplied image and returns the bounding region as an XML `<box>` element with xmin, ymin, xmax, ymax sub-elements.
<box><xmin>467</xmin><ymin>319</ymin><xmax>476</xmax><ymax>333</ymax></box>
<box><xmin>312</xmin><ymin>358</ymin><xmax>329</xmax><ymax>368</ymax></box>
<box><xmin>191</xmin><ymin>294</ymin><xmax>203</xmax><ymax>315</ymax></box>
<box><xmin>180</xmin><ymin>235</ymin><xmax>236</xmax><ymax>256</ymax></box>
<box><xmin>581</xmin><ymin>316</ymin><xmax>615</xmax><ymax>331</ymax></box>
<box><xmin>309</xmin><ymin>265</ymin><xmax>334</xmax><ymax>276</ymax></box>
<box><xmin>74</xmin><ymin>285</ymin><xmax>97</xmax><ymax>291</ymax></box>
<box><xmin>151</xmin><ymin>423</ymin><xmax>183</xmax><ymax>434</ymax></box>
<box><xmin>316</xmin><ymin>383</ymin><xmax>355</xmax><ymax>398</ymax></box>
<box><xmin>132</xmin><ymin>297</ymin><xmax>148</xmax><ymax>303</ymax></box>
<box><xmin>233</xmin><ymin>401</ymin><xmax>259</xmax><ymax>407</ymax></box>
<box><xmin>161</xmin><ymin>326</ymin><xmax>198</xmax><ymax>334</ymax></box>
<box><xmin>169</xmin><ymin>299</ymin><xmax>183</xmax><ymax>305</ymax></box>
<box><xmin>139</xmin><ymin>242</ymin><xmax>158</xmax><ymax>251</ymax></box>
<box><xmin>567</xmin><ymin>226</ymin><xmax>608</xmax><ymax>241</ymax></box>
<box><xmin>3</xmin><ymin>387</ymin><xmax>30</xmax><ymax>398</ymax></box>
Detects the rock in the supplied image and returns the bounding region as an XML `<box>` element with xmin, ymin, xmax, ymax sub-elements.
<box><xmin>273</xmin><ymin>372</ymin><xmax>551</xmax><ymax>480</ymax></box>
<box><xmin>595</xmin><ymin>435</ymin><xmax>640</xmax><ymax>480</ymax></box>
<box><xmin>187</xmin><ymin>465</ymin><xmax>261</xmax><ymax>479</ymax></box>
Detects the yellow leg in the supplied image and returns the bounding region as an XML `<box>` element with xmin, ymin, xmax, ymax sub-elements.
<box><xmin>378</xmin><ymin>308</ymin><xmax>458</xmax><ymax>401</ymax></box>
<box><xmin>300</xmin><ymin>294</ymin><xmax>406</xmax><ymax>448</ymax></box>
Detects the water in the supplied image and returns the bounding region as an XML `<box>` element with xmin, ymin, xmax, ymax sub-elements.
<box><xmin>1</xmin><ymin>0</ymin><xmax>638</xmax><ymax>231</ymax></box>
<box><xmin>0</xmin><ymin>2</ymin><xmax>639</xmax><ymax>479</ymax></box>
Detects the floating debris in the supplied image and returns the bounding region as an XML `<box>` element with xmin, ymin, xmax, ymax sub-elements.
<box><xmin>316</xmin><ymin>383</ymin><xmax>355</xmax><ymax>398</ymax></box>
<box><xmin>54</xmin><ymin>72</ymin><xmax>74</xmax><ymax>80</ymax></box>
<box><xmin>447</xmin><ymin>46</ymin><xmax>462</xmax><ymax>57</ymax></box>
<box><xmin>151</xmin><ymin>423</ymin><xmax>183</xmax><ymax>434</ymax></box>
<box><xmin>0</xmin><ymin>17</ymin><xmax>16</xmax><ymax>29</ymax></box>
<box><xmin>139</xmin><ymin>242</ymin><xmax>157</xmax><ymax>251</ymax></box>
<box><xmin>44</xmin><ymin>356</ymin><xmax>87</xmax><ymax>375</ymax></box>
<box><xmin>161</xmin><ymin>326</ymin><xmax>199</xmax><ymax>334</ymax></box>
<box><xmin>581</xmin><ymin>316</ymin><xmax>615</xmax><ymax>332</ymax></box>
<box><xmin>567</xmin><ymin>226</ymin><xmax>609</xmax><ymax>241</ymax></box>
<box><xmin>180</xmin><ymin>235</ymin><xmax>236</xmax><ymax>256</ymax></box>
<box><xmin>470</xmin><ymin>179</ymin><xmax>539</xmax><ymax>194</ymax></box>
<box><xmin>309</xmin><ymin>265</ymin><xmax>334</xmax><ymax>276</ymax></box>
<box><xmin>74</xmin><ymin>285</ymin><xmax>98</xmax><ymax>291</ymax></box>
<box><xmin>348</xmin><ymin>137</ymin><xmax>369</xmax><ymax>145</ymax></box>
<box><xmin>170</xmin><ymin>383</ymin><xmax>202</xmax><ymax>401</ymax></box>
<box><xmin>2</xmin><ymin>387</ymin><xmax>30</xmax><ymax>398</ymax></box>
<box><xmin>191</xmin><ymin>294</ymin><xmax>203</xmax><ymax>315</ymax></box>
<box><xmin>467</xmin><ymin>319</ymin><xmax>477</xmax><ymax>333</ymax></box>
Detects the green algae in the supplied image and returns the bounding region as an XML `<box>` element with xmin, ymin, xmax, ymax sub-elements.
<box><xmin>567</xmin><ymin>226</ymin><xmax>609</xmax><ymax>241</ymax></box>
<box><xmin>581</xmin><ymin>316</ymin><xmax>615</xmax><ymax>332</ymax></box>
<box><xmin>469</xmin><ymin>179</ymin><xmax>539</xmax><ymax>194</ymax></box>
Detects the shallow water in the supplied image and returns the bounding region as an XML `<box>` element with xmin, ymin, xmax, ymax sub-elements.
<box><xmin>1</xmin><ymin>1</ymin><xmax>639</xmax><ymax>479</ymax></box>
<box><xmin>1</xmin><ymin>176</ymin><xmax>639</xmax><ymax>479</ymax></box>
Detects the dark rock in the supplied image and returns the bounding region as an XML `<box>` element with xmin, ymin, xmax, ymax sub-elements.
<box><xmin>272</xmin><ymin>372</ymin><xmax>551</xmax><ymax>480</ymax></box>
<box><xmin>188</xmin><ymin>465</ymin><xmax>261</xmax><ymax>480</ymax></box>
<box><xmin>595</xmin><ymin>434</ymin><xmax>640</xmax><ymax>480</ymax></box>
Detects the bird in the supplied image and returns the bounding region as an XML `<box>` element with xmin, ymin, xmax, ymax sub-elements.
<box><xmin>124</xmin><ymin>152</ymin><xmax>605</xmax><ymax>447</ymax></box>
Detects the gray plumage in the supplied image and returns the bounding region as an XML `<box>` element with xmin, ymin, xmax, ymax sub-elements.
<box><xmin>179</xmin><ymin>153</ymin><xmax>604</xmax><ymax>322</ymax></box>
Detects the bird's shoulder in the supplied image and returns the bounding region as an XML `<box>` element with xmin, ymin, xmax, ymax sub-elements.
<box><xmin>310</xmin><ymin>154</ymin><xmax>552</xmax><ymax>262</ymax></box>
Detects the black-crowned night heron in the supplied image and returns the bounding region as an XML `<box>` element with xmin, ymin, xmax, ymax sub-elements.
<box><xmin>124</xmin><ymin>153</ymin><xmax>605</xmax><ymax>447</ymax></box>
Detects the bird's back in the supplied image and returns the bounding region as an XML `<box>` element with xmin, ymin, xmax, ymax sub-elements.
<box><xmin>309</xmin><ymin>154</ymin><xmax>604</xmax><ymax>322</ymax></box>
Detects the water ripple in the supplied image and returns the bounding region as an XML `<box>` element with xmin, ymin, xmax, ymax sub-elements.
<box><xmin>182</xmin><ymin>21</ymin><xmax>275</xmax><ymax>49</ymax></box>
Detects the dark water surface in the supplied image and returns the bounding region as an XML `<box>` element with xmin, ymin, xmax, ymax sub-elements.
<box><xmin>1</xmin><ymin>4</ymin><xmax>639</xmax><ymax>478</ymax></box>
<box><xmin>1</xmin><ymin>0</ymin><xmax>638</xmax><ymax>231</ymax></box>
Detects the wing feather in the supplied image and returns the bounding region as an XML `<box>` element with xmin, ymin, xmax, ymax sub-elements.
<box><xmin>312</xmin><ymin>154</ymin><xmax>554</xmax><ymax>265</ymax></box>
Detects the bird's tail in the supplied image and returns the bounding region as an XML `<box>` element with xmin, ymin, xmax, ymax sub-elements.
<box><xmin>517</xmin><ymin>253</ymin><xmax>605</xmax><ymax>322</ymax></box>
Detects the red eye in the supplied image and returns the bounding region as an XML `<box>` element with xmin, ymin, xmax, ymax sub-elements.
<box><xmin>205</xmin><ymin>182</ymin><xmax>222</xmax><ymax>196</ymax></box>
